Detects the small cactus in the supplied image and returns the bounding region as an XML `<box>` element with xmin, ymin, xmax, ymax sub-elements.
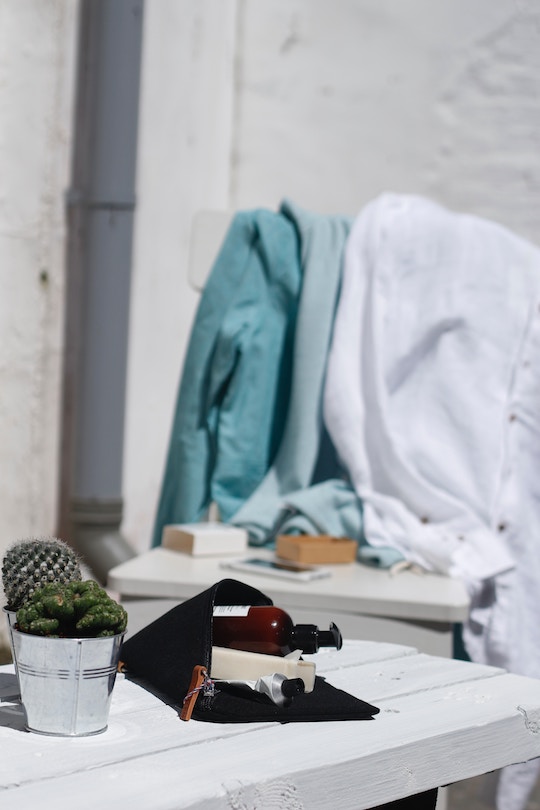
<box><xmin>16</xmin><ymin>580</ymin><xmax>128</xmax><ymax>638</ymax></box>
<box><xmin>2</xmin><ymin>537</ymin><xmax>83</xmax><ymax>611</ymax></box>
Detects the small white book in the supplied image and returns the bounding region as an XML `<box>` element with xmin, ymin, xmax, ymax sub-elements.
<box><xmin>161</xmin><ymin>522</ymin><xmax>248</xmax><ymax>556</ymax></box>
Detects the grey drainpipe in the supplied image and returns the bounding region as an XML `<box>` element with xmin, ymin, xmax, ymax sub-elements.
<box><xmin>58</xmin><ymin>0</ymin><xmax>144</xmax><ymax>582</ymax></box>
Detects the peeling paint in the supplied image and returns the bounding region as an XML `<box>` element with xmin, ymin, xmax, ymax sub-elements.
<box><xmin>225</xmin><ymin>778</ymin><xmax>304</xmax><ymax>810</ymax></box>
<box><xmin>518</xmin><ymin>704</ymin><xmax>540</xmax><ymax>734</ymax></box>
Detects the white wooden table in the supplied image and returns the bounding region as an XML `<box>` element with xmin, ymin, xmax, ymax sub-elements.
<box><xmin>1</xmin><ymin>639</ymin><xmax>539</xmax><ymax>809</ymax></box>
<box><xmin>108</xmin><ymin>548</ymin><xmax>470</xmax><ymax>657</ymax></box>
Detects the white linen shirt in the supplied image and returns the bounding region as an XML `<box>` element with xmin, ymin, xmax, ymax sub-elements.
<box><xmin>324</xmin><ymin>193</ymin><xmax>540</xmax><ymax>684</ymax></box>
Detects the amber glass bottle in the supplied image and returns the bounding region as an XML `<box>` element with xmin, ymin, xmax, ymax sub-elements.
<box><xmin>212</xmin><ymin>605</ymin><xmax>342</xmax><ymax>656</ymax></box>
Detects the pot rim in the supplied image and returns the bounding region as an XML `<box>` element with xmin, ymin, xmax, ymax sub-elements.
<box><xmin>10</xmin><ymin>626</ymin><xmax>126</xmax><ymax>642</ymax></box>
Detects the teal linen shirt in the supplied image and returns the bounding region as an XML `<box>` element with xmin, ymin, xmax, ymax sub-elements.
<box><xmin>151</xmin><ymin>209</ymin><xmax>300</xmax><ymax>547</ymax></box>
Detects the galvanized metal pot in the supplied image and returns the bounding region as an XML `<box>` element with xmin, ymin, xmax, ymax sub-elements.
<box><xmin>3</xmin><ymin>607</ymin><xmax>18</xmax><ymax>678</ymax></box>
<box><xmin>11</xmin><ymin>627</ymin><xmax>124</xmax><ymax>736</ymax></box>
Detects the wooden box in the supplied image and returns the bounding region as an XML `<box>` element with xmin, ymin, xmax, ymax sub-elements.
<box><xmin>276</xmin><ymin>534</ymin><xmax>358</xmax><ymax>564</ymax></box>
<box><xmin>162</xmin><ymin>522</ymin><xmax>248</xmax><ymax>556</ymax></box>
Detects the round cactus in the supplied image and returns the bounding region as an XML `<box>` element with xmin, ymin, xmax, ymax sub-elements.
<box><xmin>2</xmin><ymin>537</ymin><xmax>83</xmax><ymax>611</ymax></box>
<box><xmin>16</xmin><ymin>580</ymin><xmax>128</xmax><ymax>638</ymax></box>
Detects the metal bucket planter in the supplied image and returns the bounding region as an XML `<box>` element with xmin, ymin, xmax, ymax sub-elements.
<box><xmin>11</xmin><ymin>627</ymin><xmax>124</xmax><ymax>736</ymax></box>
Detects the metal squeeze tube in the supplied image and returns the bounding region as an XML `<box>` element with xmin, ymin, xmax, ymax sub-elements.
<box><xmin>212</xmin><ymin>605</ymin><xmax>342</xmax><ymax>656</ymax></box>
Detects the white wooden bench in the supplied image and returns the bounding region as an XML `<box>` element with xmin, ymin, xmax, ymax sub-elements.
<box><xmin>1</xmin><ymin>639</ymin><xmax>539</xmax><ymax>809</ymax></box>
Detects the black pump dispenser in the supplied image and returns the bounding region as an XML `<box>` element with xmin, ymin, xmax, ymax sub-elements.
<box><xmin>291</xmin><ymin>621</ymin><xmax>343</xmax><ymax>654</ymax></box>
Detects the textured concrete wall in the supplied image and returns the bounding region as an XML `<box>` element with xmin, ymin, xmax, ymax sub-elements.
<box><xmin>0</xmin><ymin>3</ymin><xmax>77</xmax><ymax>561</ymax></box>
<box><xmin>123</xmin><ymin>0</ymin><xmax>540</xmax><ymax>553</ymax></box>
<box><xmin>230</xmin><ymin>0</ymin><xmax>540</xmax><ymax>242</ymax></box>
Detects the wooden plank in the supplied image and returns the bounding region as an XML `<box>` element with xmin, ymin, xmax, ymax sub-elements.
<box><xmin>303</xmin><ymin>642</ymin><xmax>506</xmax><ymax>701</ymax></box>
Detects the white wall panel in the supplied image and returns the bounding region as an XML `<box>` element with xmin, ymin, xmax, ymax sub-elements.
<box><xmin>122</xmin><ymin>0</ymin><xmax>238</xmax><ymax>552</ymax></box>
<box><xmin>0</xmin><ymin>1</ymin><xmax>77</xmax><ymax>560</ymax></box>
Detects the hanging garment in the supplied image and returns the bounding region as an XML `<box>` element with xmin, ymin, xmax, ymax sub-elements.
<box><xmin>323</xmin><ymin>192</ymin><xmax>540</xmax><ymax>810</ymax></box>
<box><xmin>230</xmin><ymin>200</ymin><xmax>354</xmax><ymax>543</ymax></box>
<box><xmin>151</xmin><ymin>208</ymin><xmax>301</xmax><ymax>547</ymax></box>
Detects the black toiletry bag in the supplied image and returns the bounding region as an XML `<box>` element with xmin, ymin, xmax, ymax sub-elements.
<box><xmin>120</xmin><ymin>578</ymin><xmax>379</xmax><ymax>723</ymax></box>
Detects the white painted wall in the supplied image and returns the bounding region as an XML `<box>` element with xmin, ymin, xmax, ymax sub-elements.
<box><xmin>231</xmin><ymin>0</ymin><xmax>540</xmax><ymax>239</ymax></box>
<box><xmin>1</xmin><ymin>0</ymin><xmax>539</xmax><ymax>576</ymax></box>
<box><xmin>0</xmin><ymin>3</ymin><xmax>78</xmax><ymax>558</ymax></box>
<box><xmin>122</xmin><ymin>0</ymin><xmax>238</xmax><ymax>552</ymax></box>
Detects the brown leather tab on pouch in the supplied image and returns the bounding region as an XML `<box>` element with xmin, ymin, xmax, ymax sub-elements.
<box><xmin>180</xmin><ymin>665</ymin><xmax>208</xmax><ymax>721</ymax></box>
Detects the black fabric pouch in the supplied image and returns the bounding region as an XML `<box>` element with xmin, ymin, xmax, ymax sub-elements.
<box><xmin>120</xmin><ymin>578</ymin><xmax>379</xmax><ymax>723</ymax></box>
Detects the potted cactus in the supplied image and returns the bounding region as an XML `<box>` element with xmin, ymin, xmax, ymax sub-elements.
<box><xmin>2</xmin><ymin>538</ymin><xmax>128</xmax><ymax>736</ymax></box>
<box><xmin>11</xmin><ymin>580</ymin><xmax>127</xmax><ymax>736</ymax></box>
<box><xmin>2</xmin><ymin>536</ymin><xmax>84</xmax><ymax>671</ymax></box>
<box><xmin>2</xmin><ymin>536</ymin><xmax>83</xmax><ymax>612</ymax></box>
<box><xmin>15</xmin><ymin>579</ymin><xmax>127</xmax><ymax>638</ymax></box>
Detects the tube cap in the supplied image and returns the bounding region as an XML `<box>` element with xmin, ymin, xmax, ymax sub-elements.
<box><xmin>281</xmin><ymin>677</ymin><xmax>305</xmax><ymax>700</ymax></box>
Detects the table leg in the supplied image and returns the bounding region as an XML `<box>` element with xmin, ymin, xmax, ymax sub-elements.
<box><xmin>374</xmin><ymin>788</ymin><xmax>438</xmax><ymax>809</ymax></box>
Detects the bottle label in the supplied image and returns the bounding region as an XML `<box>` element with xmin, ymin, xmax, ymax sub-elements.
<box><xmin>213</xmin><ymin>605</ymin><xmax>251</xmax><ymax>617</ymax></box>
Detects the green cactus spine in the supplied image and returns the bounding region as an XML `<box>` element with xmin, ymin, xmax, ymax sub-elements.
<box><xmin>2</xmin><ymin>537</ymin><xmax>83</xmax><ymax>611</ymax></box>
<box><xmin>16</xmin><ymin>580</ymin><xmax>128</xmax><ymax>638</ymax></box>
